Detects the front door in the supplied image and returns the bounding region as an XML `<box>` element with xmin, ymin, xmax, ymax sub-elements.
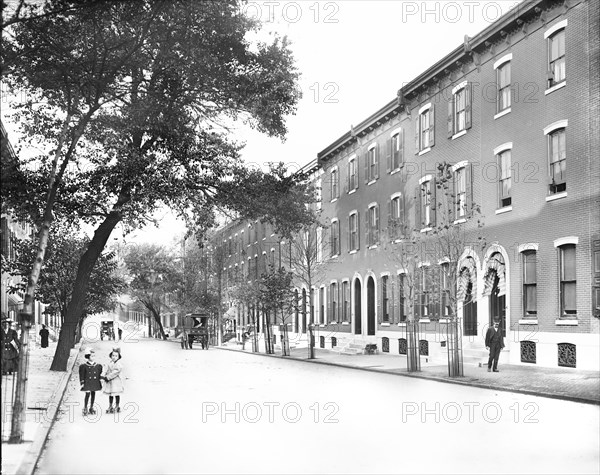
<box><xmin>354</xmin><ymin>279</ymin><xmax>362</xmax><ymax>334</ymax></box>
<box><xmin>367</xmin><ymin>276</ymin><xmax>376</xmax><ymax>336</ymax></box>
<box><xmin>463</xmin><ymin>282</ymin><xmax>477</xmax><ymax>336</ymax></box>
<box><xmin>489</xmin><ymin>274</ymin><xmax>506</xmax><ymax>337</ymax></box>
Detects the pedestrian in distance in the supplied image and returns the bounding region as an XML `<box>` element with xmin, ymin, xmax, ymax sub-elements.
<box><xmin>39</xmin><ymin>324</ymin><xmax>50</xmax><ymax>348</ymax></box>
<box><xmin>1</xmin><ymin>316</ymin><xmax>20</xmax><ymax>375</ymax></box>
<box><xmin>118</xmin><ymin>327</ymin><xmax>123</xmax><ymax>341</ymax></box>
<box><xmin>102</xmin><ymin>348</ymin><xmax>124</xmax><ymax>413</ymax></box>
<box><xmin>485</xmin><ymin>319</ymin><xmax>505</xmax><ymax>373</ymax></box>
<box><xmin>79</xmin><ymin>347</ymin><xmax>103</xmax><ymax>415</ymax></box>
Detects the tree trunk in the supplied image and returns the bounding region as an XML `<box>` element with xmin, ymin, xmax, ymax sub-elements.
<box><xmin>50</xmin><ymin>210</ymin><xmax>122</xmax><ymax>371</ymax></box>
<box><xmin>153</xmin><ymin>311</ymin><xmax>167</xmax><ymax>340</ymax></box>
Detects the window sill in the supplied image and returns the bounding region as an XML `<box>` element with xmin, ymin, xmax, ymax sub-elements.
<box><xmin>397</xmin><ymin>322</ymin><xmax>407</xmax><ymax>327</ymax></box>
<box><xmin>519</xmin><ymin>319</ymin><xmax>538</xmax><ymax>325</ymax></box>
<box><xmin>494</xmin><ymin>108</ymin><xmax>511</xmax><ymax>120</ymax></box>
<box><xmin>349</xmin><ymin>250</ymin><xmax>357</xmax><ymax>255</ymax></box>
<box><xmin>451</xmin><ymin>130</ymin><xmax>467</xmax><ymax>140</ymax></box>
<box><xmin>330</xmin><ymin>254</ymin><xmax>339</xmax><ymax>259</ymax></box>
<box><xmin>453</xmin><ymin>218</ymin><xmax>467</xmax><ymax>224</ymax></box>
<box><xmin>341</xmin><ymin>321</ymin><xmax>350</xmax><ymax>325</ymax></box>
<box><xmin>329</xmin><ymin>321</ymin><xmax>337</xmax><ymax>325</ymax></box>
<box><xmin>545</xmin><ymin>81</ymin><xmax>566</xmax><ymax>95</ymax></box>
<box><xmin>438</xmin><ymin>318</ymin><xmax>451</xmax><ymax>324</ymax></box>
<box><xmin>367</xmin><ymin>179</ymin><xmax>377</xmax><ymax>186</ymax></box>
<box><xmin>555</xmin><ymin>319</ymin><xmax>578</xmax><ymax>326</ymax></box>
<box><xmin>418</xmin><ymin>318</ymin><xmax>431</xmax><ymax>323</ymax></box>
<box><xmin>330</xmin><ymin>198</ymin><xmax>338</xmax><ymax>203</ymax></box>
<box><xmin>546</xmin><ymin>192</ymin><xmax>567</xmax><ymax>202</ymax></box>
<box><xmin>348</xmin><ymin>189</ymin><xmax>356</xmax><ymax>195</ymax></box>
<box><xmin>380</xmin><ymin>322</ymin><xmax>391</xmax><ymax>327</ymax></box>
<box><xmin>420</xmin><ymin>227</ymin><xmax>432</xmax><ymax>233</ymax></box>
<box><xmin>319</xmin><ymin>324</ymin><xmax>326</xmax><ymax>328</ymax></box>
<box><xmin>418</xmin><ymin>147</ymin><xmax>432</xmax><ymax>156</ymax></box>
<box><xmin>390</xmin><ymin>168</ymin><xmax>402</xmax><ymax>176</ymax></box>
<box><xmin>495</xmin><ymin>206</ymin><xmax>513</xmax><ymax>215</ymax></box>
<box><xmin>368</xmin><ymin>244</ymin><xmax>378</xmax><ymax>250</ymax></box>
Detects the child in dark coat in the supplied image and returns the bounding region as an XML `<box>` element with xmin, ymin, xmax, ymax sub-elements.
<box><xmin>79</xmin><ymin>347</ymin><xmax>103</xmax><ymax>415</ymax></box>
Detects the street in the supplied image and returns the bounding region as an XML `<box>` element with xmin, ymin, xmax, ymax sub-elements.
<box><xmin>36</xmin><ymin>335</ymin><xmax>599</xmax><ymax>475</ymax></box>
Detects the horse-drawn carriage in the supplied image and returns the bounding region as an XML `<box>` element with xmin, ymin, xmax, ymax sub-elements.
<box><xmin>181</xmin><ymin>313</ymin><xmax>209</xmax><ymax>350</ymax></box>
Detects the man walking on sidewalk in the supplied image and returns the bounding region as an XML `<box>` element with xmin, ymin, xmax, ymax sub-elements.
<box><xmin>485</xmin><ymin>319</ymin><xmax>504</xmax><ymax>373</ymax></box>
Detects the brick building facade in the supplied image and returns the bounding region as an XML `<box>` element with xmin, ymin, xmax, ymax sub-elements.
<box><xmin>215</xmin><ymin>0</ymin><xmax>600</xmax><ymax>370</ymax></box>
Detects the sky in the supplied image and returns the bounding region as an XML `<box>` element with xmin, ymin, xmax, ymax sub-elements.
<box><xmin>2</xmin><ymin>1</ymin><xmax>523</xmax><ymax>244</ymax></box>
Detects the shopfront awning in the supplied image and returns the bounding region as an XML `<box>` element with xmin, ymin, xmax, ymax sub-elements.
<box><xmin>482</xmin><ymin>253</ymin><xmax>506</xmax><ymax>297</ymax></box>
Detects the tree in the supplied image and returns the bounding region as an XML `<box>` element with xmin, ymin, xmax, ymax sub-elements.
<box><xmin>123</xmin><ymin>243</ymin><xmax>180</xmax><ymax>340</ymax></box>
<box><xmin>3</xmin><ymin>224</ymin><xmax>126</xmax><ymax>335</ymax></box>
<box><xmin>385</xmin><ymin>162</ymin><xmax>485</xmax><ymax>376</ymax></box>
<box><xmin>259</xmin><ymin>264</ymin><xmax>295</xmax><ymax>356</ymax></box>
<box><xmin>2</xmin><ymin>1</ymin><xmax>313</xmax><ymax>370</ymax></box>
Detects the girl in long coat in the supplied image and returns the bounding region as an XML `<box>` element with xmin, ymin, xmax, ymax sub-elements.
<box><xmin>103</xmin><ymin>348</ymin><xmax>124</xmax><ymax>413</ymax></box>
<box><xmin>79</xmin><ymin>347</ymin><xmax>103</xmax><ymax>415</ymax></box>
<box><xmin>1</xmin><ymin>319</ymin><xmax>20</xmax><ymax>375</ymax></box>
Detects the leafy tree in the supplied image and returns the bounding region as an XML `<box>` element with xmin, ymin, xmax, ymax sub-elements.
<box><xmin>123</xmin><ymin>243</ymin><xmax>180</xmax><ymax>340</ymax></box>
<box><xmin>3</xmin><ymin>223</ymin><xmax>126</xmax><ymax>333</ymax></box>
<box><xmin>259</xmin><ymin>264</ymin><xmax>295</xmax><ymax>356</ymax></box>
<box><xmin>3</xmin><ymin>1</ymin><xmax>313</xmax><ymax>370</ymax></box>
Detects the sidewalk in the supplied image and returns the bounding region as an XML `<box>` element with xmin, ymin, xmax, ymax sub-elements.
<box><xmin>1</xmin><ymin>339</ymin><xmax>81</xmax><ymax>475</ymax></box>
<box><xmin>218</xmin><ymin>340</ymin><xmax>600</xmax><ymax>405</ymax></box>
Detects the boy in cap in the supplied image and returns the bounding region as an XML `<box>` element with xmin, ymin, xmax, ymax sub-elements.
<box><xmin>79</xmin><ymin>347</ymin><xmax>103</xmax><ymax>415</ymax></box>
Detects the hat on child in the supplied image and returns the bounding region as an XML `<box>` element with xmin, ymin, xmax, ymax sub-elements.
<box><xmin>84</xmin><ymin>347</ymin><xmax>95</xmax><ymax>356</ymax></box>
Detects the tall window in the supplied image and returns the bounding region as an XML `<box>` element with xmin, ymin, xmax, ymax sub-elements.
<box><xmin>348</xmin><ymin>158</ymin><xmax>358</xmax><ymax>192</ymax></box>
<box><xmin>398</xmin><ymin>274</ymin><xmax>407</xmax><ymax>322</ymax></box>
<box><xmin>498</xmin><ymin>150</ymin><xmax>512</xmax><ymax>207</ymax></box>
<box><xmin>522</xmin><ymin>251</ymin><xmax>537</xmax><ymax>317</ymax></box>
<box><xmin>382</xmin><ymin>275</ymin><xmax>390</xmax><ymax>323</ymax></box>
<box><xmin>440</xmin><ymin>264</ymin><xmax>451</xmax><ymax>317</ymax></box>
<box><xmin>366</xmin><ymin>146</ymin><xmax>378</xmax><ymax>182</ymax></box>
<box><xmin>559</xmin><ymin>244</ymin><xmax>576</xmax><ymax>317</ymax></box>
<box><xmin>416</xmin><ymin>105</ymin><xmax>434</xmax><ymax>152</ymax></box>
<box><xmin>548</xmin><ymin>29</ymin><xmax>566</xmax><ymax>87</ymax></box>
<box><xmin>342</xmin><ymin>281</ymin><xmax>349</xmax><ymax>321</ymax></box>
<box><xmin>316</xmin><ymin>179</ymin><xmax>322</xmax><ymax>210</ymax></box>
<box><xmin>448</xmin><ymin>84</ymin><xmax>472</xmax><ymax>137</ymax></box>
<box><xmin>416</xmin><ymin>267</ymin><xmax>431</xmax><ymax>319</ymax></box>
<box><xmin>389</xmin><ymin>194</ymin><xmax>405</xmax><ymax>239</ymax></box>
<box><xmin>418</xmin><ymin>179</ymin><xmax>435</xmax><ymax>228</ymax></box>
<box><xmin>366</xmin><ymin>204</ymin><xmax>379</xmax><ymax>247</ymax></box>
<box><xmin>454</xmin><ymin>88</ymin><xmax>466</xmax><ymax>133</ymax></box>
<box><xmin>497</xmin><ymin>62</ymin><xmax>511</xmax><ymax>112</ymax></box>
<box><xmin>349</xmin><ymin>212</ymin><xmax>359</xmax><ymax>251</ymax></box>
<box><xmin>454</xmin><ymin>167</ymin><xmax>466</xmax><ymax>218</ymax></box>
<box><xmin>330</xmin><ymin>219</ymin><xmax>340</xmax><ymax>257</ymax></box>
<box><xmin>330</xmin><ymin>168</ymin><xmax>339</xmax><ymax>201</ymax></box>
<box><xmin>319</xmin><ymin>287</ymin><xmax>325</xmax><ymax>324</ymax></box>
<box><xmin>316</xmin><ymin>227</ymin><xmax>323</xmax><ymax>263</ymax></box>
<box><xmin>390</xmin><ymin>130</ymin><xmax>404</xmax><ymax>170</ymax></box>
<box><xmin>549</xmin><ymin>128</ymin><xmax>566</xmax><ymax>194</ymax></box>
<box><xmin>329</xmin><ymin>282</ymin><xmax>338</xmax><ymax>322</ymax></box>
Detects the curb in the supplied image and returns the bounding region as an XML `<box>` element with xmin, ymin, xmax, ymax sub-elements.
<box><xmin>16</xmin><ymin>343</ymin><xmax>82</xmax><ymax>475</ymax></box>
<box><xmin>215</xmin><ymin>346</ymin><xmax>600</xmax><ymax>407</ymax></box>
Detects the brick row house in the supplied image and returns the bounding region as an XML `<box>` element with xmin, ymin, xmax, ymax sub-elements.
<box><xmin>215</xmin><ymin>0</ymin><xmax>599</xmax><ymax>370</ymax></box>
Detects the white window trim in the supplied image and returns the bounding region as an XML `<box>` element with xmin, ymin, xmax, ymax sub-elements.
<box><xmin>418</xmin><ymin>102</ymin><xmax>432</xmax><ymax>115</ymax></box>
<box><xmin>390</xmin><ymin>127</ymin><xmax>402</xmax><ymax>138</ymax></box>
<box><xmin>555</xmin><ymin>319</ymin><xmax>578</xmax><ymax>326</ymax></box>
<box><xmin>420</xmin><ymin>227</ymin><xmax>432</xmax><ymax>233</ymax></box>
<box><xmin>368</xmin><ymin>201</ymin><xmax>378</xmax><ymax>208</ymax></box>
<box><xmin>494</xmin><ymin>108</ymin><xmax>511</xmax><ymax>120</ymax></box>
<box><xmin>495</xmin><ymin>206</ymin><xmax>513</xmax><ymax>215</ymax></box>
<box><xmin>543</xmin><ymin>120</ymin><xmax>568</xmax><ymax>136</ymax></box>
<box><xmin>451</xmin><ymin>160</ymin><xmax>468</xmax><ymax>173</ymax></box>
<box><xmin>451</xmin><ymin>130</ymin><xmax>467</xmax><ymax>140</ymax></box>
<box><xmin>493</xmin><ymin>142</ymin><xmax>513</xmax><ymax>156</ymax></box>
<box><xmin>493</xmin><ymin>53</ymin><xmax>513</xmax><ymax>70</ymax></box>
<box><xmin>418</xmin><ymin>147</ymin><xmax>432</xmax><ymax>156</ymax></box>
<box><xmin>518</xmin><ymin>319</ymin><xmax>539</xmax><ymax>325</ymax></box>
<box><xmin>518</xmin><ymin>243</ymin><xmax>539</xmax><ymax>253</ymax></box>
<box><xmin>368</xmin><ymin>142</ymin><xmax>377</xmax><ymax>151</ymax></box>
<box><xmin>367</xmin><ymin>179</ymin><xmax>377</xmax><ymax>186</ymax></box>
<box><xmin>451</xmin><ymin>80</ymin><xmax>468</xmax><ymax>95</ymax></box>
<box><xmin>417</xmin><ymin>261</ymin><xmax>431</xmax><ymax>268</ymax></box>
<box><xmin>391</xmin><ymin>192</ymin><xmax>403</xmax><ymax>201</ymax></box>
<box><xmin>348</xmin><ymin>154</ymin><xmax>357</xmax><ymax>163</ymax></box>
<box><xmin>554</xmin><ymin>236</ymin><xmax>578</xmax><ymax>248</ymax></box>
<box><xmin>453</xmin><ymin>218</ymin><xmax>468</xmax><ymax>224</ymax></box>
<box><xmin>380</xmin><ymin>271</ymin><xmax>391</xmax><ymax>278</ymax></box>
<box><xmin>419</xmin><ymin>174</ymin><xmax>432</xmax><ymax>185</ymax></box>
<box><xmin>544</xmin><ymin>19</ymin><xmax>568</xmax><ymax>39</ymax></box>
<box><xmin>546</xmin><ymin>191</ymin><xmax>567</xmax><ymax>202</ymax></box>
<box><xmin>545</xmin><ymin>82</ymin><xmax>566</xmax><ymax>95</ymax></box>
<box><xmin>348</xmin><ymin>189</ymin><xmax>356</xmax><ymax>195</ymax></box>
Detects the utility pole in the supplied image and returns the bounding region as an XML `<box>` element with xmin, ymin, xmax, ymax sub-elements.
<box><xmin>9</xmin><ymin>311</ymin><xmax>32</xmax><ymax>443</ymax></box>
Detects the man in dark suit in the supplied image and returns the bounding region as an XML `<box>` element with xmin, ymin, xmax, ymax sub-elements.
<box><xmin>485</xmin><ymin>319</ymin><xmax>504</xmax><ymax>372</ymax></box>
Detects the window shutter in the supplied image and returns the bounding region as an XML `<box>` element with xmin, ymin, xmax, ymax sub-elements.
<box><xmin>465</xmin><ymin>163</ymin><xmax>474</xmax><ymax>217</ymax></box>
<box><xmin>356</xmin><ymin>211</ymin><xmax>360</xmax><ymax>250</ymax></box>
<box><xmin>364</xmin><ymin>152</ymin><xmax>369</xmax><ymax>184</ymax></box>
<box><xmin>391</xmin><ymin>276</ymin><xmax>396</xmax><ymax>324</ymax></box>
<box><xmin>399</xmin><ymin>129</ymin><xmax>404</xmax><ymax>165</ymax></box>
<box><xmin>449</xmin><ymin>170</ymin><xmax>456</xmax><ymax>223</ymax></box>
<box><xmin>593</xmin><ymin>236</ymin><xmax>600</xmax><ymax>317</ymax></box>
<box><xmin>430</xmin><ymin>178</ymin><xmax>437</xmax><ymax>227</ymax></box>
<box><xmin>365</xmin><ymin>208</ymin><xmax>371</xmax><ymax>247</ymax></box>
<box><xmin>387</xmin><ymin>137</ymin><xmax>392</xmax><ymax>173</ymax></box>
<box><xmin>375</xmin><ymin>146</ymin><xmax>380</xmax><ymax>179</ymax></box>
<box><xmin>355</xmin><ymin>156</ymin><xmax>359</xmax><ymax>188</ymax></box>
<box><xmin>387</xmin><ymin>199</ymin><xmax>393</xmax><ymax>239</ymax></box>
<box><xmin>377</xmin><ymin>276</ymin><xmax>383</xmax><ymax>323</ymax></box>
<box><xmin>428</xmin><ymin>105</ymin><xmax>435</xmax><ymax>147</ymax></box>
<box><xmin>375</xmin><ymin>205</ymin><xmax>380</xmax><ymax>244</ymax></box>
<box><xmin>447</xmin><ymin>96</ymin><xmax>454</xmax><ymax>138</ymax></box>
<box><xmin>346</xmin><ymin>162</ymin><xmax>350</xmax><ymax>193</ymax></box>
<box><xmin>415</xmin><ymin>187</ymin><xmax>422</xmax><ymax>230</ymax></box>
<box><xmin>329</xmin><ymin>223</ymin><xmax>334</xmax><ymax>254</ymax></box>
<box><xmin>415</xmin><ymin>119</ymin><xmax>420</xmax><ymax>154</ymax></box>
<box><xmin>328</xmin><ymin>286</ymin><xmax>332</xmax><ymax>324</ymax></box>
<box><xmin>347</xmin><ymin>215</ymin><xmax>351</xmax><ymax>252</ymax></box>
<box><xmin>401</xmin><ymin>193</ymin><xmax>406</xmax><ymax>236</ymax></box>
<box><xmin>337</xmin><ymin>283</ymin><xmax>341</xmax><ymax>323</ymax></box>
<box><xmin>465</xmin><ymin>82</ymin><xmax>472</xmax><ymax>130</ymax></box>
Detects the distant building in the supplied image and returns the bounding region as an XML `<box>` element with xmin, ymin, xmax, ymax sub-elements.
<box><xmin>215</xmin><ymin>0</ymin><xmax>599</xmax><ymax>370</ymax></box>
